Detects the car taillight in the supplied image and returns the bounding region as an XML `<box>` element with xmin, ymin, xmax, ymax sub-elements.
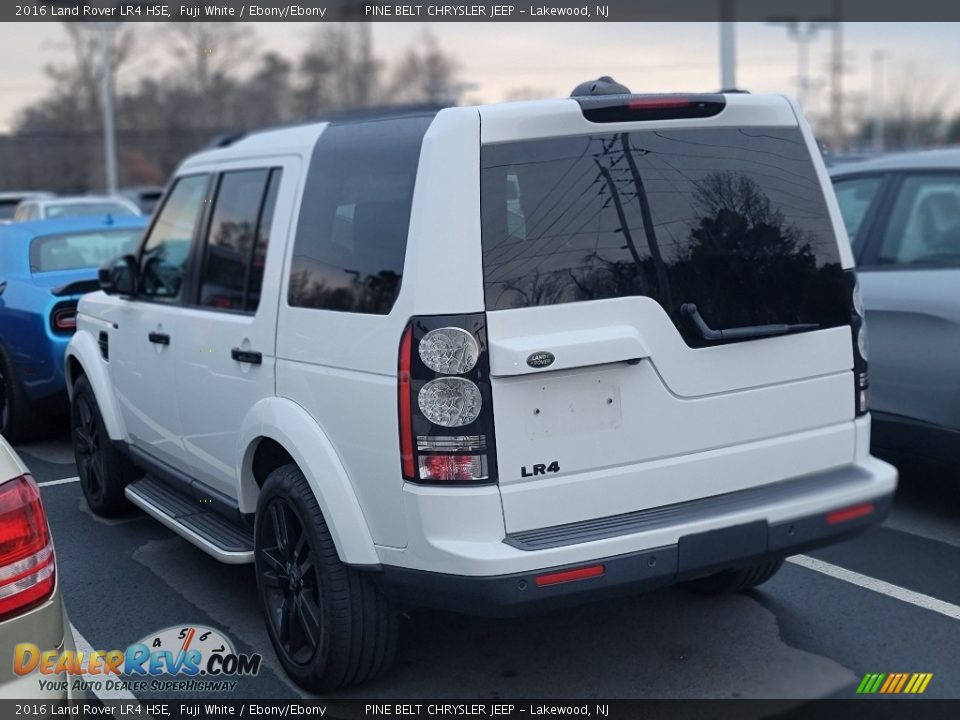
<box><xmin>398</xmin><ymin>314</ymin><xmax>498</xmax><ymax>485</ymax></box>
<box><xmin>0</xmin><ymin>475</ymin><xmax>55</xmax><ymax>621</ymax></box>
<box><xmin>51</xmin><ymin>304</ymin><xmax>77</xmax><ymax>333</ymax></box>
<box><xmin>576</xmin><ymin>94</ymin><xmax>726</xmax><ymax>123</ymax></box>
<box><xmin>847</xmin><ymin>271</ymin><xmax>869</xmax><ymax>416</ymax></box>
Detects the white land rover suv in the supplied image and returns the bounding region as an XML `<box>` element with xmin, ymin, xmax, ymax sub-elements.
<box><xmin>66</xmin><ymin>83</ymin><xmax>897</xmax><ymax>691</ymax></box>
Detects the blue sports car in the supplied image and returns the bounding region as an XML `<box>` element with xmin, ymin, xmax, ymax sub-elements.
<box><xmin>0</xmin><ymin>216</ymin><xmax>146</xmax><ymax>441</ymax></box>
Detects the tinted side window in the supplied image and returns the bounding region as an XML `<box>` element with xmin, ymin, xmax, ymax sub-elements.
<box><xmin>877</xmin><ymin>174</ymin><xmax>960</xmax><ymax>267</ymax></box>
<box><xmin>832</xmin><ymin>175</ymin><xmax>883</xmax><ymax>249</ymax></box>
<box><xmin>198</xmin><ymin>168</ymin><xmax>275</xmax><ymax>312</ymax></box>
<box><xmin>287</xmin><ymin>115</ymin><xmax>434</xmax><ymax>314</ymax></box>
<box><xmin>140</xmin><ymin>175</ymin><xmax>209</xmax><ymax>300</ymax></box>
<box><xmin>246</xmin><ymin>170</ymin><xmax>281</xmax><ymax>312</ymax></box>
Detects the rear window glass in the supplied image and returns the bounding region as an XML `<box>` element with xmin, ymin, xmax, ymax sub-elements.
<box><xmin>0</xmin><ymin>200</ymin><xmax>18</xmax><ymax>220</ymax></box>
<box><xmin>45</xmin><ymin>202</ymin><xmax>138</xmax><ymax>219</ymax></box>
<box><xmin>30</xmin><ymin>229</ymin><xmax>142</xmax><ymax>273</ymax></box>
<box><xmin>481</xmin><ymin>127</ymin><xmax>848</xmax><ymax>347</ymax></box>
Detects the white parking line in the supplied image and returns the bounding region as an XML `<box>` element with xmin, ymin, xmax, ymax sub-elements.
<box><xmin>38</xmin><ymin>476</ymin><xmax>79</xmax><ymax>487</ymax></box>
<box><xmin>69</xmin><ymin>624</ymin><xmax>139</xmax><ymax>703</ymax></box>
<box><xmin>789</xmin><ymin>555</ymin><xmax>960</xmax><ymax>621</ymax></box>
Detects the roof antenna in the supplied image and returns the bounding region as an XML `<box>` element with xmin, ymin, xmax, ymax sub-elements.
<box><xmin>570</xmin><ymin>76</ymin><xmax>632</xmax><ymax>97</ymax></box>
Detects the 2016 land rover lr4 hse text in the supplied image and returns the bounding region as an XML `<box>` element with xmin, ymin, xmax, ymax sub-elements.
<box><xmin>66</xmin><ymin>83</ymin><xmax>897</xmax><ymax>692</ymax></box>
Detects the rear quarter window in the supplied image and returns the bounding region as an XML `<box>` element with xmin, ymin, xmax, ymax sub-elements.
<box><xmin>481</xmin><ymin>127</ymin><xmax>849</xmax><ymax>347</ymax></box>
<box><xmin>287</xmin><ymin>114</ymin><xmax>434</xmax><ymax>315</ymax></box>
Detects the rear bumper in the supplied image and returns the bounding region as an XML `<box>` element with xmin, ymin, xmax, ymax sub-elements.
<box><xmin>372</xmin><ymin>451</ymin><xmax>897</xmax><ymax>615</ymax></box>
<box><xmin>373</xmin><ymin>487</ymin><xmax>893</xmax><ymax>616</ymax></box>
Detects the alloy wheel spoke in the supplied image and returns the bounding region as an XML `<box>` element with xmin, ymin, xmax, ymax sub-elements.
<box><xmin>270</xmin><ymin>504</ymin><xmax>291</xmax><ymax>556</ymax></box>
<box><xmin>277</xmin><ymin>597</ymin><xmax>291</xmax><ymax>644</ymax></box>
<box><xmin>295</xmin><ymin>592</ymin><xmax>321</xmax><ymax>649</ymax></box>
<box><xmin>260</xmin><ymin>548</ymin><xmax>288</xmax><ymax>579</ymax></box>
<box><xmin>74</xmin><ymin>428</ymin><xmax>92</xmax><ymax>455</ymax></box>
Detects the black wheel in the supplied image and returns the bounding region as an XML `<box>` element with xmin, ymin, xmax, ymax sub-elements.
<box><xmin>683</xmin><ymin>559</ymin><xmax>785</xmax><ymax>595</ymax></box>
<box><xmin>71</xmin><ymin>374</ymin><xmax>136</xmax><ymax>517</ymax></box>
<box><xmin>254</xmin><ymin>464</ymin><xmax>398</xmax><ymax>692</ymax></box>
<box><xmin>0</xmin><ymin>343</ymin><xmax>38</xmax><ymax>443</ymax></box>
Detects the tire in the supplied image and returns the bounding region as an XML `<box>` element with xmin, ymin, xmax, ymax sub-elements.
<box><xmin>682</xmin><ymin>559</ymin><xmax>785</xmax><ymax>596</ymax></box>
<box><xmin>254</xmin><ymin>464</ymin><xmax>398</xmax><ymax>692</ymax></box>
<box><xmin>71</xmin><ymin>374</ymin><xmax>137</xmax><ymax>517</ymax></box>
<box><xmin>0</xmin><ymin>343</ymin><xmax>38</xmax><ymax>444</ymax></box>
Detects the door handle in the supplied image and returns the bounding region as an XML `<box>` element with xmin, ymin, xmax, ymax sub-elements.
<box><xmin>148</xmin><ymin>331</ymin><xmax>170</xmax><ymax>346</ymax></box>
<box><xmin>231</xmin><ymin>347</ymin><xmax>262</xmax><ymax>365</ymax></box>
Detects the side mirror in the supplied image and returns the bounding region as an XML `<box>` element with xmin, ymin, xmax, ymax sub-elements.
<box><xmin>99</xmin><ymin>254</ymin><xmax>138</xmax><ymax>297</ymax></box>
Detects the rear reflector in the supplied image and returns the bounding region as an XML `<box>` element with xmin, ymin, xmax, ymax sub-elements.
<box><xmin>577</xmin><ymin>94</ymin><xmax>726</xmax><ymax>123</ymax></box>
<box><xmin>827</xmin><ymin>502</ymin><xmax>875</xmax><ymax>526</ymax></box>
<box><xmin>535</xmin><ymin>565</ymin><xmax>605</xmax><ymax>587</ymax></box>
<box><xmin>418</xmin><ymin>454</ymin><xmax>486</xmax><ymax>482</ymax></box>
<box><xmin>398</xmin><ymin>325</ymin><xmax>415</xmax><ymax>478</ymax></box>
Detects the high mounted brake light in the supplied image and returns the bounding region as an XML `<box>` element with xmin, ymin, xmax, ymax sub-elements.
<box><xmin>398</xmin><ymin>315</ymin><xmax>498</xmax><ymax>485</ymax></box>
<box><xmin>576</xmin><ymin>94</ymin><xmax>727</xmax><ymax>123</ymax></box>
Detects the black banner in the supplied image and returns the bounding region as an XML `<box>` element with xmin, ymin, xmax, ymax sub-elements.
<box><xmin>7</xmin><ymin>0</ymin><xmax>960</xmax><ymax>23</ymax></box>
<box><xmin>4</xmin><ymin>700</ymin><xmax>960</xmax><ymax>720</ymax></box>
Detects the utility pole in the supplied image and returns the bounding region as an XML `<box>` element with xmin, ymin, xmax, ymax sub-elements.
<box><xmin>719</xmin><ymin>0</ymin><xmax>737</xmax><ymax>90</ymax></box>
<box><xmin>768</xmin><ymin>20</ymin><xmax>831</xmax><ymax>112</ymax></box>
<box><xmin>98</xmin><ymin>23</ymin><xmax>119</xmax><ymax>195</ymax></box>
<box><xmin>829</xmin><ymin>0</ymin><xmax>845</xmax><ymax>151</ymax></box>
<box><xmin>871</xmin><ymin>50</ymin><xmax>887</xmax><ymax>152</ymax></box>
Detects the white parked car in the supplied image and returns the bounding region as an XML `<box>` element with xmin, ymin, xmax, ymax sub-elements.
<box><xmin>12</xmin><ymin>195</ymin><xmax>141</xmax><ymax>222</ymax></box>
<box><xmin>0</xmin><ymin>436</ymin><xmax>77</xmax><ymax>700</ymax></box>
<box><xmin>0</xmin><ymin>192</ymin><xmax>52</xmax><ymax>225</ymax></box>
<box><xmin>65</xmin><ymin>83</ymin><xmax>897</xmax><ymax>691</ymax></box>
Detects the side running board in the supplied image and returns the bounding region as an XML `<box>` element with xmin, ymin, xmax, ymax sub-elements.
<box><xmin>125</xmin><ymin>476</ymin><xmax>254</xmax><ymax>564</ymax></box>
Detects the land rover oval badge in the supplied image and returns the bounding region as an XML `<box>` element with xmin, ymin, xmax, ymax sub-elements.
<box><xmin>526</xmin><ymin>351</ymin><xmax>555</xmax><ymax>369</ymax></box>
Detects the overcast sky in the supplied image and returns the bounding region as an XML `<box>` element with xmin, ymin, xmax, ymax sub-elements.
<box><xmin>0</xmin><ymin>22</ymin><xmax>956</xmax><ymax>131</ymax></box>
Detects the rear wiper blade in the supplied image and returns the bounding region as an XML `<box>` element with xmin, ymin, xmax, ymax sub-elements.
<box><xmin>680</xmin><ymin>303</ymin><xmax>819</xmax><ymax>341</ymax></box>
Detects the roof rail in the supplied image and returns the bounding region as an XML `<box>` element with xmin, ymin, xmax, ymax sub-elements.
<box><xmin>203</xmin><ymin>103</ymin><xmax>450</xmax><ymax>150</ymax></box>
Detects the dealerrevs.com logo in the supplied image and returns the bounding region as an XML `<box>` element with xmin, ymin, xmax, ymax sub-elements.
<box><xmin>14</xmin><ymin>624</ymin><xmax>262</xmax><ymax>694</ymax></box>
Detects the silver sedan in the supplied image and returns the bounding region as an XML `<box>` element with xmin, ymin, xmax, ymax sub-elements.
<box><xmin>831</xmin><ymin>149</ymin><xmax>960</xmax><ymax>470</ymax></box>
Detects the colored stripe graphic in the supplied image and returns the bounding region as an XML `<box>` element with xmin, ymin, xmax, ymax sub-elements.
<box><xmin>857</xmin><ymin>673</ymin><xmax>932</xmax><ymax>694</ymax></box>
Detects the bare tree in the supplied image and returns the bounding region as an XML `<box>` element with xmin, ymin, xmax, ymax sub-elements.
<box><xmin>386</xmin><ymin>30</ymin><xmax>461</xmax><ymax>105</ymax></box>
<box><xmin>164</xmin><ymin>23</ymin><xmax>254</xmax><ymax>94</ymax></box>
<box><xmin>294</xmin><ymin>25</ymin><xmax>380</xmax><ymax>117</ymax></box>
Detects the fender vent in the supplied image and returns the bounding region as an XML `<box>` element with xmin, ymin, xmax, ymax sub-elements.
<box><xmin>98</xmin><ymin>331</ymin><xmax>109</xmax><ymax>361</ymax></box>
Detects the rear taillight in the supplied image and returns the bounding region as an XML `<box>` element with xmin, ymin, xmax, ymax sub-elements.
<box><xmin>0</xmin><ymin>475</ymin><xmax>56</xmax><ymax>621</ymax></box>
<box><xmin>51</xmin><ymin>303</ymin><xmax>77</xmax><ymax>334</ymax></box>
<box><xmin>847</xmin><ymin>271</ymin><xmax>869</xmax><ymax>416</ymax></box>
<box><xmin>576</xmin><ymin>94</ymin><xmax>726</xmax><ymax>123</ymax></box>
<box><xmin>398</xmin><ymin>314</ymin><xmax>498</xmax><ymax>485</ymax></box>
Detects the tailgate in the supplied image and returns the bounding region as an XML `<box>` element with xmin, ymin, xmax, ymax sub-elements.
<box><xmin>488</xmin><ymin>298</ymin><xmax>855</xmax><ymax>532</ymax></box>
<box><xmin>478</xmin><ymin>98</ymin><xmax>857</xmax><ymax>533</ymax></box>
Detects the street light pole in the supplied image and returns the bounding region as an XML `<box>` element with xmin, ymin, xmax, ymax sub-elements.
<box><xmin>872</xmin><ymin>50</ymin><xmax>887</xmax><ymax>152</ymax></box>
<box><xmin>768</xmin><ymin>20</ymin><xmax>831</xmax><ymax>112</ymax></box>
<box><xmin>719</xmin><ymin>0</ymin><xmax>737</xmax><ymax>90</ymax></box>
<box><xmin>98</xmin><ymin>23</ymin><xmax>119</xmax><ymax>195</ymax></box>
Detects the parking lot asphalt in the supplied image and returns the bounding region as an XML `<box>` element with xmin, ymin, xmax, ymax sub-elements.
<box><xmin>15</xmin><ymin>422</ymin><xmax>960</xmax><ymax>700</ymax></box>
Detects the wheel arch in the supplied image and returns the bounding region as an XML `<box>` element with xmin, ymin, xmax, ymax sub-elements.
<box><xmin>238</xmin><ymin>397</ymin><xmax>379</xmax><ymax>567</ymax></box>
<box><xmin>64</xmin><ymin>333</ymin><xmax>126</xmax><ymax>441</ymax></box>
